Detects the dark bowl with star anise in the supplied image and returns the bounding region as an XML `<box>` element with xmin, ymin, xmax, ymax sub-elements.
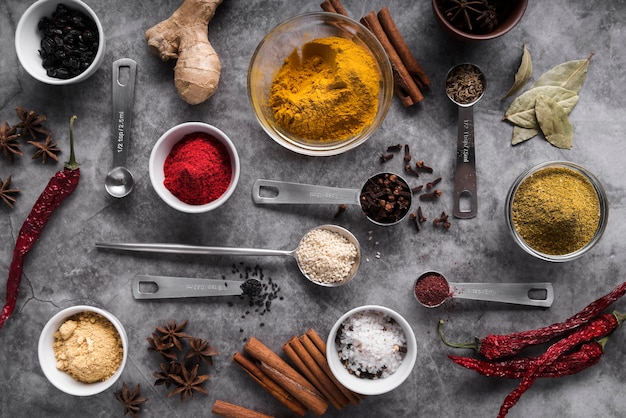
<box><xmin>432</xmin><ymin>0</ymin><xmax>528</xmax><ymax>41</ymax></box>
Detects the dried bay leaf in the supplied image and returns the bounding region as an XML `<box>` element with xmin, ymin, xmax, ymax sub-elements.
<box><xmin>504</xmin><ymin>86</ymin><xmax>579</xmax><ymax>128</ymax></box>
<box><xmin>535</xmin><ymin>94</ymin><xmax>573</xmax><ymax>149</ymax></box>
<box><xmin>502</xmin><ymin>43</ymin><xmax>532</xmax><ymax>100</ymax></box>
<box><xmin>512</xmin><ymin>126</ymin><xmax>539</xmax><ymax>145</ymax></box>
<box><xmin>531</xmin><ymin>53</ymin><xmax>593</xmax><ymax>94</ymax></box>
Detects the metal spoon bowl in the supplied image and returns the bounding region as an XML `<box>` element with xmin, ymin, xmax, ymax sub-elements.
<box><xmin>95</xmin><ymin>224</ymin><xmax>361</xmax><ymax>287</ymax></box>
<box><xmin>445</xmin><ymin>63</ymin><xmax>486</xmax><ymax>219</ymax></box>
<box><xmin>413</xmin><ymin>271</ymin><xmax>554</xmax><ymax>308</ymax></box>
<box><xmin>105</xmin><ymin>166</ymin><xmax>134</xmax><ymax>198</ymax></box>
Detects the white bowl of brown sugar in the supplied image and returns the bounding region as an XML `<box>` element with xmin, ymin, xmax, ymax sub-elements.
<box><xmin>38</xmin><ymin>305</ymin><xmax>127</xmax><ymax>396</ymax></box>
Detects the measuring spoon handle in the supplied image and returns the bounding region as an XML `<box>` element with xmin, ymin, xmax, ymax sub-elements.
<box><xmin>96</xmin><ymin>242</ymin><xmax>292</xmax><ymax>257</ymax></box>
<box><xmin>454</xmin><ymin>105</ymin><xmax>477</xmax><ymax>219</ymax></box>
<box><xmin>448</xmin><ymin>282</ymin><xmax>554</xmax><ymax>307</ymax></box>
<box><xmin>132</xmin><ymin>274</ymin><xmax>244</xmax><ymax>299</ymax></box>
<box><xmin>111</xmin><ymin>58</ymin><xmax>137</xmax><ymax>169</ymax></box>
<box><xmin>252</xmin><ymin>179</ymin><xmax>360</xmax><ymax>205</ymax></box>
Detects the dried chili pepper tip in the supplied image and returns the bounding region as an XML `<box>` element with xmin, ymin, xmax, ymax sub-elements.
<box><xmin>65</xmin><ymin>115</ymin><xmax>80</xmax><ymax>170</ymax></box>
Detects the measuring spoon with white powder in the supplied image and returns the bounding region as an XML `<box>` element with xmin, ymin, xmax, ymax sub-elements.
<box><xmin>96</xmin><ymin>224</ymin><xmax>361</xmax><ymax>287</ymax></box>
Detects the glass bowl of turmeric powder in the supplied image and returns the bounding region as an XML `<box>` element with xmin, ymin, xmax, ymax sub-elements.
<box><xmin>505</xmin><ymin>161</ymin><xmax>609</xmax><ymax>262</ymax></box>
<box><xmin>248</xmin><ymin>12</ymin><xmax>393</xmax><ymax>156</ymax></box>
<box><xmin>38</xmin><ymin>305</ymin><xmax>128</xmax><ymax>396</ymax></box>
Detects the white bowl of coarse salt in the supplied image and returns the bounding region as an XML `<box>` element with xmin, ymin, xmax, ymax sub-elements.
<box><xmin>326</xmin><ymin>305</ymin><xmax>417</xmax><ymax>395</ymax></box>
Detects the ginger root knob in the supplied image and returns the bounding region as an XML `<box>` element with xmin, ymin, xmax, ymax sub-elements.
<box><xmin>145</xmin><ymin>0</ymin><xmax>223</xmax><ymax>105</ymax></box>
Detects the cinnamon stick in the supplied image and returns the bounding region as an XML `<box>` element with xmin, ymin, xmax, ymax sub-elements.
<box><xmin>320</xmin><ymin>0</ymin><xmax>336</xmax><ymax>13</ymax></box>
<box><xmin>244</xmin><ymin>337</ymin><xmax>328</xmax><ymax>416</ymax></box>
<box><xmin>361</xmin><ymin>11</ymin><xmax>424</xmax><ymax>105</ymax></box>
<box><xmin>286</xmin><ymin>336</ymin><xmax>349</xmax><ymax>409</ymax></box>
<box><xmin>300</xmin><ymin>332</ymin><xmax>362</xmax><ymax>405</ymax></box>
<box><xmin>211</xmin><ymin>400</ymin><xmax>275</xmax><ymax>418</ymax></box>
<box><xmin>232</xmin><ymin>351</ymin><xmax>307</xmax><ymax>417</ymax></box>
<box><xmin>329</xmin><ymin>0</ymin><xmax>349</xmax><ymax>16</ymax></box>
<box><xmin>377</xmin><ymin>7</ymin><xmax>430</xmax><ymax>88</ymax></box>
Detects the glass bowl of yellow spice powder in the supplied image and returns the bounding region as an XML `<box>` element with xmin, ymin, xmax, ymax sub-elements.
<box><xmin>38</xmin><ymin>305</ymin><xmax>127</xmax><ymax>396</ymax></box>
<box><xmin>505</xmin><ymin>161</ymin><xmax>609</xmax><ymax>262</ymax></box>
<box><xmin>248</xmin><ymin>12</ymin><xmax>393</xmax><ymax>156</ymax></box>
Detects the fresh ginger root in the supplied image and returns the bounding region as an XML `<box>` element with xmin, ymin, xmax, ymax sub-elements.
<box><xmin>145</xmin><ymin>0</ymin><xmax>223</xmax><ymax>105</ymax></box>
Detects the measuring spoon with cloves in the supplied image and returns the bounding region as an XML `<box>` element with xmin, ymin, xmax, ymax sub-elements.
<box><xmin>445</xmin><ymin>63</ymin><xmax>486</xmax><ymax>219</ymax></box>
<box><xmin>252</xmin><ymin>172</ymin><xmax>412</xmax><ymax>226</ymax></box>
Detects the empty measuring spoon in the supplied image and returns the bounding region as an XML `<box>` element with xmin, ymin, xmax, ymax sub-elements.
<box><xmin>413</xmin><ymin>271</ymin><xmax>554</xmax><ymax>308</ymax></box>
<box><xmin>96</xmin><ymin>224</ymin><xmax>361</xmax><ymax>287</ymax></box>
<box><xmin>445</xmin><ymin>63</ymin><xmax>486</xmax><ymax>219</ymax></box>
<box><xmin>105</xmin><ymin>58</ymin><xmax>137</xmax><ymax>198</ymax></box>
<box><xmin>252</xmin><ymin>172</ymin><xmax>412</xmax><ymax>226</ymax></box>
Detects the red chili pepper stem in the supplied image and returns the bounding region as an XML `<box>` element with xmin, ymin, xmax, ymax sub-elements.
<box><xmin>65</xmin><ymin>115</ymin><xmax>80</xmax><ymax>170</ymax></box>
<box><xmin>438</xmin><ymin>319</ymin><xmax>481</xmax><ymax>351</ymax></box>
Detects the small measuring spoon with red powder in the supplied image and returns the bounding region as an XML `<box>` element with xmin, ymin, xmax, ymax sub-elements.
<box><xmin>413</xmin><ymin>271</ymin><xmax>554</xmax><ymax>308</ymax></box>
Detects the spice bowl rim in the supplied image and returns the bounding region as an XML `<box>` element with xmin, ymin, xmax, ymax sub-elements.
<box><xmin>149</xmin><ymin>121</ymin><xmax>241</xmax><ymax>214</ymax></box>
<box><xmin>38</xmin><ymin>305</ymin><xmax>128</xmax><ymax>396</ymax></box>
<box><xmin>505</xmin><ymin>160</ymin><xmax>609</xmax><ymax>262</ymax></box>
<box><xmin>431</xmin><ymin>0</ymin><xmax>529</xmax><ymax>42</ymax></box>
<box><xmin>15</xmin><ymin>0</ymin><xmax>106</xmax><ymax>85</ymax></box>
<box><xmin>326</xmin><ymin>305</ymin><xmax>417</xmax><ymax>395</ymax></box>
<box><xmin>247</xmin><ymin>11</ymin><xmax>394</xmax><ymax>156</ymax></box>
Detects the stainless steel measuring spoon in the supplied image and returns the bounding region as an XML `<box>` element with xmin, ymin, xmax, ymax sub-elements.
<box><xmin>252</xmin><ymin>172</ymin><xmax>412</xmax><ymax>226</ymax></box>
<box><xmin>131</xmin><ymin>274</ymin><xmax>260</xmax><ymax>299</ymax></box>
<box><xmin>413</xmin><ymin>271</ymin><xmax>554</xmax><ymax>308</ymax></box>
<box><xmin>96</xmin><ymin>224</ymin><xmax>361</xmax><ymax>287</ymax></box>
<box><xmin>445</xmin><ymin>63</ymin><xmax>486</xmax><ymax>219</ymax></box>
<box><xmin>105</xmin><ymin>58</ymin><xmax>137</xmax><ymax>198</ymax></box>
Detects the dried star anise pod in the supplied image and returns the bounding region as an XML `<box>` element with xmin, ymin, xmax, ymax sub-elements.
<box><xmin>15</xmin><ymin>106</ymin><xmax>50</xmax><ymax>140</ymax></box>
<box><xmin>0</xmin><ymin>175</ymin><xmax>20</xmax><ymax>209</ymax></box>
<box><xmin>184</xmin><ymin>337</ymin><xmax>219</xmax><ymax>365</ymax></box>
<box><xmin>438</xmin><ymin>0</ymin><xmax>499</xmax><ymax>34</ymax></box>
<box><xmin>153</xmin><ymin>361</ymin><xmax>181</xmax><ymax>388</ymax></box>
<box><xmin>147</xmin><ymin>332</ymin><xmax>177</xmax><ymax>361</ymax></box>
<box><xmin>115</xmin><ymin>382</ymin><xmax>148</xmax><ymax>418</ymax></box>
<box><xmin>28</xmin><ymin>135</ymin><xmax>60</xmax><ymax>163</ymax></box>
<box><xmin>168</xmin><ymin>363</ymin><xmax>209</xmax><ymax>402</ymax></box>
<box><xmin>0</xmin><ymin>121</ymin><xmax>22</xmax><ymax>162</ymax></box>
<box><xmin>156</xmin><ymin>319</ymin><xmax>191</xmax><ymax>351</ymax></box>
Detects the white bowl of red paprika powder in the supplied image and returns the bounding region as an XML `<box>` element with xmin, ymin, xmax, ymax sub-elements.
<box><xmin>149</xmin><ymin>122</ymin><xmax>240</xmax><ymax>213</ymax></box>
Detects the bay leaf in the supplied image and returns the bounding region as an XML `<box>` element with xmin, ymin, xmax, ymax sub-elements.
<box><xmin>535</xmin><ymin>94</ymin><xmax>573</xmax><ymax>149</ymax></box>
<box><xmin>531</xmin><ymin>53</ymin><xmax>593</xmax><ymax>93</ymax></box>
<box><xmin>502</xmin><ymin>43</ymin><xmax>532</xmax><ymax>100</ymax></box>
<box><xmin>503</xmin><ymin>86</ymin><xmax>578</xmax><ymax>128</ymax></box>
<box><xmin>512</xmin><ymin>126</ymin><xmax>539</xmax><ymax>145</ymax></box>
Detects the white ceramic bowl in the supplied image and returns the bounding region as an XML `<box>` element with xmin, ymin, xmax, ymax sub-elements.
<box><xmin>38</xmin><ymin>305</ymin><xmax>127</xmax><ymax>396</ymax></box>
<box><xmin>248</xmin><ymin>12</ymin><xmax>393</xmax><ymax>156</ymax></box>
<box><xmin>326</xmin><ymin>305</ymin><xmax>417</xmax><ymax>395</ymax></box>
<box><xmin>15</xmin><ymin>0</ymin><xmax>105</xmax><ymax>85</ymax></box>
<box><xmin>149</xmin><ymin>122</ymin><xmax>240</xmax><ymax>214</ymax></box>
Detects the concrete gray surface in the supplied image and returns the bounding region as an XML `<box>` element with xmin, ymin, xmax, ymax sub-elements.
<box><xmin>1</xmin><ymin>0</ymin><xmax>626</xmax><ymax>417</ymax></box>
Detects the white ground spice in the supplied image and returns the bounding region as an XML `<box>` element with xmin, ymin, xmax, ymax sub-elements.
<box><xmin>53</xmin><ymin>311</ymin><xmax>123</xmax><ymax>383</ymax></box>
<box><xmin>295</xmin><ymin>228</ymin><xmax>357</xmax><ymax>284</ymax></box>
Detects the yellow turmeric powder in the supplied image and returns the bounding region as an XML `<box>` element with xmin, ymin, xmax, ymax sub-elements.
<box><xmin>269</xmin><ymin>36</ymin><xmax>380</xmax><ymax>143</ymax></box>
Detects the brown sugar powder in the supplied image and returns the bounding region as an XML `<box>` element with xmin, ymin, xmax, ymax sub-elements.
<box><xmin>53</xmin><ymin>311</ymin><xmax>123</xmax><ymax>383</ymax></box>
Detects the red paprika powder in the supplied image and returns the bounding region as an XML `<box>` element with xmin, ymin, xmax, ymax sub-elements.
<box><xmin>163</xmin><ymin>132</ymin><xmax>232</xmax><ymax>205</ymax></box>
<box><xmin>414</xmin><ymin>272</ymin><xmax>451</xmax><ymax>306</ymax></box>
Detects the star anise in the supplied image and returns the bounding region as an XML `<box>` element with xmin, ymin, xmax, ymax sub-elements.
<box><xmin>0</xmin><ymin>121</ymin><xmax>22</xmax><ymax>162</ymax></box>
<box><xmin>184</xmin><ymin>337</ymin><xmax>219</xmax><ymax>365</ymax></box>
<box><xmin>0</xmin><ymin>175</ymin><xmax>20</xmax><ymax>208</ymax></box>
<box><xmin>15</xmin><ymin>106</ymin><xmax>50</xmax><ymax>140</ymax></box>
<box><xmin>147</xmin><ymin>332</ymin><xmax>177</xmax><ymax>361</ymax></box>
<box><xmin>115</xmin><ymin>382</ymin><xmax>148</xmax><ymax>418</ymax></box>
<box><xmin>439</xmin><ymin>0</ymin><xmax>498</xmax><ymax>34</ymax></box>
<box><xmin>28</xmin><ymin>135</ymin><xmax>60</xmax><ymax>163</ymax></box>
<box><xmin>168</xmin><ymin>363</ymin><xmax>209</xmax><ymax>402</ymax></box>
<box><xmin>156</xmin><ymin>319</ymin><xmax>191</xmax><ymax>351</ymax></box>
<box><xmin>153</xmin><ymin>361</ymin><xmax>182</xmax><ymax>388</ymax></box>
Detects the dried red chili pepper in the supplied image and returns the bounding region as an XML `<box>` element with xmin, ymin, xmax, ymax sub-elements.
<box><xmin>0</xmin><ymin>115</ymin><xmax>80</xmax><ymax>330</ymax></box>
<box><xmin>439</xmin><ymin>280</ymin><xmax>626</xmax><ymax>359</ymax></box>
<box><xmin>448</xmin><ymin>336</ymin><xmax>608</xmax><ymax>379</ymax></box>
<box><xmin>497</xmin><ymin>311</ymin><xmax>626</xmax><ymax>418</ymax></box>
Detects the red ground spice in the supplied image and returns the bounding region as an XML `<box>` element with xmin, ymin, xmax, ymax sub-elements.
<box><xmin>163</xmin><ymin>132</ymin><xmax>232</xmax><ymax>205</ymax></box>
<box><xmin>414</xmin><ymin>273</ymin><xmax>451</xmax><ymax>306</ymax></box>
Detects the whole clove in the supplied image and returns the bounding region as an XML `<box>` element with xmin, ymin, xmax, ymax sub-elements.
<box><xmin>360</xmin><ymin>172</ymin><xmax>411</xmax><ymax>224</ymax></box>
<box><xmin>419</xmin><ymin>189</ymin><xmax>442</xmax><ymax>201</ymax></box>
<box><xmin>426</xmin><ymin>177</ymin><xmax>442</xmax><ymax>189</ymax></box>
<box><xmin>380</xmin><ymin>153</ymin><xmax>394</xmax><ymax>163</ymax></box>
<box><xmin>403</xmin><ymin>144</ymin><xmax>412</xmax><ymax>162</ymax></box>
<box><xmin>387</xmin><ymin>143</ymin><xmax>402</xmax><ymax>152</ymax></box>
<box><xmin>334</xmin><ymin>203</ymin><xmax>347</xmax><ymax>218</ymax></box>
<box><xmin>416</xmin><ymin>161</ymin><xmax>434</xmax><ymax>173</ymax></box>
